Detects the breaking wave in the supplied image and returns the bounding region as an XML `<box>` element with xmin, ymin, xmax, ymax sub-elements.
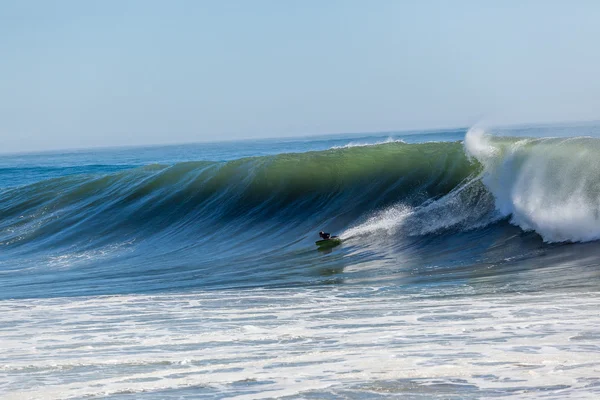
<box><xmin>3</xmin><ymin>130</ymin><xmax>600</xmax><ymax>299</ymax></box>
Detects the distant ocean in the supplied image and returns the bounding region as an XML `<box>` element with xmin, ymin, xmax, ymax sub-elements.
<box><xmin>3</xmin><ymin>123</ymin><xmax>600</xmax><ymax>399</ymax></box>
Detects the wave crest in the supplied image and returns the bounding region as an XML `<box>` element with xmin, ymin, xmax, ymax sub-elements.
<box><xmin>465</xmin><ymin>128</ymin><xmax>600</xmax><ymax>242</ymax></box>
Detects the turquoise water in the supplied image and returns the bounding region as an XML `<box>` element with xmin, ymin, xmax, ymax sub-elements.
<box><xmin>2</xmin><ymin>124</ymin><xmax>600</xmax><ymax>398</ymax></box>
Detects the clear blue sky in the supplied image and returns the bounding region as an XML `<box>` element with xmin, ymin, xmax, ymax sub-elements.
<box><xmin>1</xmin><ymin>0</ymin><xmax>600</xmax><ymax>152</ymax></box>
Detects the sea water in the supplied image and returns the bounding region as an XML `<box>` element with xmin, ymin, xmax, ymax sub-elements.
<box><xmin>2</xmin><ymin>123</ymin><xmax>600</xmax><ymax>399</ymax></box>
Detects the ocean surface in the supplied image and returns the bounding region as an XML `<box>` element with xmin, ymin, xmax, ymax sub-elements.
<box><xmin>3</xmin><ymin>123</ymin><xmax>600</xmax><ymax>399</ymax></box>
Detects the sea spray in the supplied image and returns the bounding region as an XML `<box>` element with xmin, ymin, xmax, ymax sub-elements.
<box><xmin>342</xmin><ymin>177</ymin><xmax>498</xmax><ymax>239</ymax></box>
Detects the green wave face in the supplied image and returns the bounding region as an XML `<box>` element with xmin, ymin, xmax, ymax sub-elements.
<box><xmin>204</xmin><ymin>141</ymin><xmax>478</xmax><ymax>203</ymax></box>
<box><xmin>0</xmin><ymin>141</ymin><xmax>478</xmax><ymax>249</ymax></box>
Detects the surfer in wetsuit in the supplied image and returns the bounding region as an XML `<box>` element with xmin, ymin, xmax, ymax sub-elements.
<box><xmin>319</xmin><ymin>231</ymin><xmax>331</xmax><ymax>240</ymax></box>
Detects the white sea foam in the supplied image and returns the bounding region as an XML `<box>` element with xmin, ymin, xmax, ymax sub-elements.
<box><xmin>1</xmin><ymin>289</ymin><xmax>600</xmax><ymax>399</ymax></box>
<box><xmin>47</xmin><ymin>239</ymin><xmax>136</xmax><ymax>269</ymax></box>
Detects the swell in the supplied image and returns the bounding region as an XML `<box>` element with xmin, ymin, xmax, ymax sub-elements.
<box><xmin>0</xmin><ymin>142</ymin><xmax>475</xmax><ymax>251</ymax></box>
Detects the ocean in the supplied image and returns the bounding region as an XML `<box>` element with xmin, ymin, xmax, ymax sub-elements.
<box><xmin>2</xmin><ymin>123</ymin><xmax>600</xmax><ymax>399</ymax></box>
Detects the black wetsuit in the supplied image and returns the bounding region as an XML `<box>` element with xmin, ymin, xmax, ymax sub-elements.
<box><xmin>320</xmin><ymin>232</ymin><xmax>331</xmax><ymax>240</ymax></box>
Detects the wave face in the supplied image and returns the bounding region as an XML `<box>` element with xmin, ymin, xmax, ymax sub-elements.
<box><xmin>0</xmin><ymin>142</ymin><xmax>474</xmax><ymax>247</ymax></box>
<box><xmin>3</xmin><ymin>128</ymin><xmax>600</xmax><ymax>299</ymax></box>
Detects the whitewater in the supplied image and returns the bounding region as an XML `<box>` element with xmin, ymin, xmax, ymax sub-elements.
<box><xmin>2</xmin><ymin>124</ymin><xmax>600</xmax><ymax>399</ymax></box>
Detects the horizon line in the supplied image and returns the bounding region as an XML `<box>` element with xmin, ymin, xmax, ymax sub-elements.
<box><xmin>2</xmin><ymin>118</ymin><xmax>599</xmax><ymax>157</ymax></box>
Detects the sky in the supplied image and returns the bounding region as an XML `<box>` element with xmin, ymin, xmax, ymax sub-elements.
<box><xmin>1</xmin><ymin>0</ymin><xmax>600</xmax><ymax>153</ymax></box>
